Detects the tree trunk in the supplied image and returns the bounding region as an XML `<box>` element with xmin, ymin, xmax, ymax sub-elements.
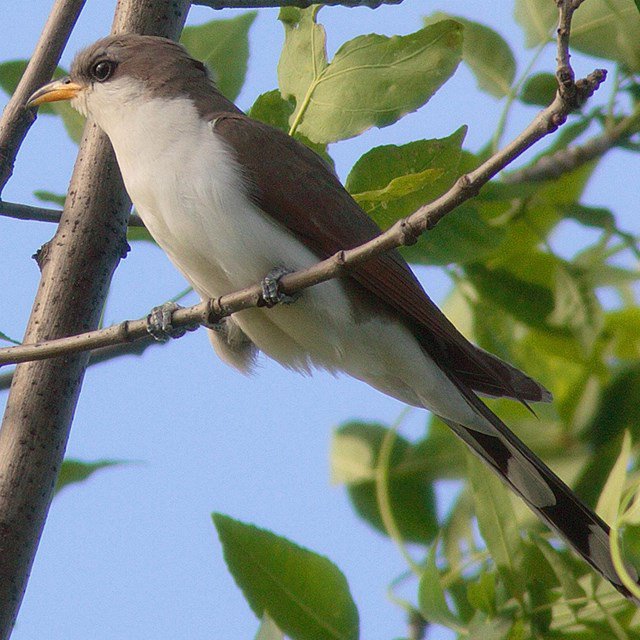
<box><xmin>0</xmin><ymin>2</ymin><xmax>190</xmax><ymax>637</ymax></box>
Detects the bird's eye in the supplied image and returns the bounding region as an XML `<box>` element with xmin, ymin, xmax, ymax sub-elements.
<box><xmin>91</xmin><ymin>60</ymin><xmax>115</xmax><ymax>82</ymax></box>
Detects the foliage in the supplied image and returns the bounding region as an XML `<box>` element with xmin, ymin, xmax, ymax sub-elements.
<box><xmin>3</xmin><ymin>1</ymin><xmax>640</xmax><ymax>639</ymax></box>
<box><xmin>214</xmin><ymin>513</ymin><xmax>359</xmax><ymax>640</ymax></box>
<box><xmin>54</xmin><ymin>458</ymin><xmax>128</xmax><ymax>495</ymax></box>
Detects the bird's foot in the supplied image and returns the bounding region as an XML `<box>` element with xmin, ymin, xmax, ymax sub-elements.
<box><xmin>146</xmin><ymin>302</ymin><xmax>199</xmax><ymax>342</ymax></box>
<box><xmin>261</xmin><ymin>266</ymin><xmax>299</xmax><ymax>308</ymax></box>
<box><xmin>205</xmin><ymin>316</ymin><xmax>230</xmax><ymax>333</ymax></box>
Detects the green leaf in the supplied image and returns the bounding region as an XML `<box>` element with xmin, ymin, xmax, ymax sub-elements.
<box><xmin>605</xmin><ymin>309</ymin><xmax>640</xmax><ymax>360</ymax></box>
<box><xmin>331</xmin><ymin>422</ymin><xmax>438</xmax><ymax>544</ymax></box>
<box><xmin>278</xmin><ymin>10</ymin><xmax>462</xmax><ymax>143</ymax></box>
<box><xmin>519</xmin><ymin>72</ymin><xmax>557</xmax><ymax>106</ymax></box>
<box><xmin>521</xmin><ymin>542</ymin><xmax>557</xmax><ymax>633</ymax></box>
<box><xmin>441</xmin><ymin>488</ymin><xmax>478</xmax><ymax>571</ymax></box>
<box><xmin>574</xmin><ymin>437</ymin><xmax>626</xmax><ymax>510</ymax></box>
<box><xmin>127</xmin><ymin>223</ymin><xmax>155</xmax><ymax>243</ymax></box>
<box><xmin>548</xmin><ymin>265</ymin><xmax>603</xmax><ymax>349</ymax></box>
<box><xmin>408</xmin><ymin>204</ymin><xmax>506</xmax><ymax>266</ymax></box>
<box><xmin>255</xmin><ymin>613</ymin><xmax>284</xmax><ymax>640</ymax></box>
<box><xmin>561</xmin><ymin>203</ymin><xmax>616</xmax><ymax>232</ymax></box>
<box><xmin>500</xmin><ymin>164</ymin><xmax>597</xmax><ymax>250</ymax></box>
<box><xmin>352</xmin><ymin>167</ymin><xmax>445</xmax><ymax>205</ymax></box>
<box><xmin>248</xmin><ymin>90</ymin><xmax>334</xmax><ymax>168</ymax></box>
<box><xmin>596</xmin><ymin>431</ymin><xmax>631</xmax><ymax>524</ymax></box>
<box><xmin>621</xmin><ymin>522</ymin><xmax>640</xmax><ymax>577</ymax></box>
<box><xmin>415</xmin><ymin>418</ymin><xmax>467</xmax><ymax>483</ymax></box>
<box><xmin>33</xmin><ymin>190</ymin><xmax>66</xmax><ymax>206</ymax></box>
<box><xmin>0</xmin><ymin>60</ymin><xmax>84</xmax><ymax>142</ymax></box>
<box><xmin>467</xmin><ymin>615</ymin><xmax>513</xmax><ymax>640</ymax></box>
<box><xmin>466</xmin><ymin>573</ymin><xmax>497</xmax><ymax>616</ymax></box>
<box><xmin>55</xmin><ymin>458</ymin><xmax>126</xmax><ymax>495</ymax></box>
<box><xmin>532</xmin><ymin>534</ymin><xmax>587</xmax><ymax>604</ymax></box>
<box><xmin>347</xmin><ymin>128</ymin><xmax>503</xmax><ymax>265</ymax></box>
<box><xmin>513</xmin><ymin>0</ymin><xmax>556</xmax><ymax>47</ymax></box>
<box><xmin>467</xmin><ymin>453</ymin><xmax>525</xmax><ymax>598</ymax></box>
<box><xmin>465</xmin><ymin>262</ymin><xmax>556</xmax><ymax>331</ymax></box>
<box><xmin>418</xmin><ymin>542</ymin><xmax>464</xmax><ymax>630</ymax></box>
<box><xmin>585</xmin><ymin>364</ymin><xmax>640</xmax><ymax>447</ymax></box>
<box><xmin>213</xmin><ymin>513</ymin><xmax>359</xmax><ymax>640</ymax></box>
<box><xmin>57</xmin><ymin>100</ymin><xmax>86</xmax><ymax>143</ymax></box>
<box><xmin>429</xmin><ymin>13</ymin><xmax>516</xmax><ymax>98</ymax></box>
<box><xmin>181</xmin><ymin>12</ymin><xmax>257</xmax><ymax>101</ymax></box>
<box><xmin>0</xmin><ymin>60</ymin><xmax>58</xmax><ymax>116</ymax></box>
<box><xmin>278</xmin><ymin>6</ymin><xmax>328</xmax><ymax>125</ymax></box>
<box><xmin>346</xmin><ymin>128</ymin><xmax>465</xmax><ymax>211</ymax></box>
<box><xmin>249</xmin><ymin>90</ymin><xmax>295</xmax><ymax>131</ymax></box>
<box><xmin>570</xmin><ymin>0</ymin><xmax>640</xmax><ymax>71</ymax></box>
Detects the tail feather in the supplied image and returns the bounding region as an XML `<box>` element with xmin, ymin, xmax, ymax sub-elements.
<box><xmin>440</xmin><ymin>374</ymin><xmax>639</xmax><ymax>603</ymax></box>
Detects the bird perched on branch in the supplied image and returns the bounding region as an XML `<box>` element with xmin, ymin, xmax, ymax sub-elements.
<box><xmin>28</xmin><ymin>34</ymin><xmax>639</xmax><ymax>602</ymax></box>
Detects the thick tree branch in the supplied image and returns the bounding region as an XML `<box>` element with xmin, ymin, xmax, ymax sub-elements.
<box><xmin>0</xmin><ymin>199</ymin><xmax>144</xmax><ymax>226</ymax></box>
<box><xmin>0</xmin><ymin>65</ymin><xmax>607</xmax><ymax>369</ymax></box>
<box><xmin>0</xmin><ymin>0</ymin><xmax>86</xmax><ymax>195</ymax></box>
<box><xmin>195</xmin><ymin>0</ymin><xmax>402</xmax><ymax>8</ymax></box>
<box><xmin>0</xmin><ymin>2</ymin><xmax>190</xmax><ymax>638</ymax></box>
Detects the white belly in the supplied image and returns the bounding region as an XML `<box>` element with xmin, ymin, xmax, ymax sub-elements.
<box><xmin>114</xmin><ymin>110</ymin><xmax>361</xmax><ymax>372</ymax></box>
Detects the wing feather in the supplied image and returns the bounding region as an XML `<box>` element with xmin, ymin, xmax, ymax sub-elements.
<box><xmin>212</xmin><ymin>113</ymin><xmax>549</xmax><ymax>403</ymax></box>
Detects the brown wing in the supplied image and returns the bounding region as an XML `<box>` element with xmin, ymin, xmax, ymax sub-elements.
<box><xmin>212</xmin><ymin>112</ymin><xmax>550</xmax><ymax>403</ymax></box>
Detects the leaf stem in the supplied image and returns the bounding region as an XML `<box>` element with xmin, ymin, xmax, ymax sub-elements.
<box><xmin>374</xmin><ymin>408</ymin><xmax>422</xmax><ymax>575</ymax></box>
<box><xmin>288</xmin><ymin>6</ymin><xmax>323</xmax><ymax>137</ymax></box>
<box><xmin>491</xmin><ymin>41</ymin><xmax>548</xmax><ymax>153</ymax></box>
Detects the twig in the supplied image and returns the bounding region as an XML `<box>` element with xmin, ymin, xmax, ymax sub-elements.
<box><xmin>0</xmin><ymin>0</ymin><xmax>86</xmax><ymax>195</ymax></box>
<box><xmin>505</xmin><ymin>106</ymin><xmax>640</xmax><ymax>184</ymax></box>
<box><xmin>0</xmin><ymin>2</ymin><xmax>190</xmax><ymax>638</ymax></box>
<box><xmin>0</xmin><ymin>65</ymin><xmax>607</xmax><ymax>368</ymax></box>
<box><xmin>0</xmin><ymin>199</ymin><xmax>144</xmax><ymax>227</ymax></box>
<box><xmin>195</xmin><ymin>0</ymin><xmax>402</xmax><ymax>8</ymax></box>
<box><xmin>0</xmin><ymin>335</ymin><xmax>159</xmax><ymax>392</ymax></box>
<box><xmin>555</xmin><ymin>0</ymin><xmax>588</xmax><ymax>110</ymax></box>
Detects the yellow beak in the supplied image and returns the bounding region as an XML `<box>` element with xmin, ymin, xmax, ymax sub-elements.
<box><xmin>26</xmin><ymin>78</ymin><xmax>83</xmax><ymax>107</ymax></box>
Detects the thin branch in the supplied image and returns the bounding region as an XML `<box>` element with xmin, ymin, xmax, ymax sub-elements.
<box><xmin>555</xmin><ymin>0</ymin><xmax>587</xmax><ymax>109</ymax></box>
<box><xmin>0</xmin><ymin>66</ymin><xmax>607</xmax><ymax>369</ymax></box>
<box><xmin>0</xmin><ymin>336</ymin><xmax>159</xmax><ymax>392</ymax></box>
<box><xmin>0</xmin><ymin>200</ymin><xmax>62</xmax><ymax>224</ymax></box>
<box><xmin>0</xmin><ymin>199</ymin><xmax>144</xmax><ymax>226</ymax></box>
<box><xmin>0</xmin><ymin>0</ymin><xmax>86</xmax><ymax>195</ymax></box>
<box><xmin>505</xmin><ymin>106</ymin><xmax>640</xmax><ymax>184</ymax></box>
<box><xmin>195</xmin><ymin>0</ymin><xmax>402</xmax><ymax>8</ymax></box>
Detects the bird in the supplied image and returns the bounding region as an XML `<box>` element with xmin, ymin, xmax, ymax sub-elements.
<box><xmin>27</xmin><ymin>34</ymin><xmax>638</xmax><ymax>602</ymax></box>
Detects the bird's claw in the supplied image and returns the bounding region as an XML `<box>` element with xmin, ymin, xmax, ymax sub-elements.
<box><xmin>261</xmin><ymin>266</ymin><xmax>299</xmax><ymax>308</ymax></box>
<box><xmin>146</xmin><ymin>302</ymin><xmax>198</xmax><ymax>342</ymax></box>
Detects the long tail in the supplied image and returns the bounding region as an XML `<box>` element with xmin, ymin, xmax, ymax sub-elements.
<box><xmin>440</xmin><ymin>374</ymin><xmax>639</xmax><ymax>603</ymax></box>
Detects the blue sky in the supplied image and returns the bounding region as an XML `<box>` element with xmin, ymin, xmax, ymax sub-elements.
<box><xmin>1</xmin><ymin>1</ymin><xmax>637</xmax><ymax>639</ymax></box>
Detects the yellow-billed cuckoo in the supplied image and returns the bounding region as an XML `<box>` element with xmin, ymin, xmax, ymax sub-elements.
<box><xmin>27</xmin><ymin>34</ymin><xmax>638</xmax><ymax>600</ymax></box>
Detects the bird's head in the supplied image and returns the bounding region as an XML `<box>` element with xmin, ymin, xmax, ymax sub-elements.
<box><xmin>27</xmin><ymin>35</ymin><xmax>214</xmax><ymax>128</ymax></box>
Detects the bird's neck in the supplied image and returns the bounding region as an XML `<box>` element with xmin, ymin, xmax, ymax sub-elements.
<box><xmin>107</xmin><ymin>95</ymin><xmax>204</xmax><ymax>162</ymax></box>
<box><xmin>85</xmin><ymin>77</ymin><xmax>239</xmax><ymax>166</ymax></box>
